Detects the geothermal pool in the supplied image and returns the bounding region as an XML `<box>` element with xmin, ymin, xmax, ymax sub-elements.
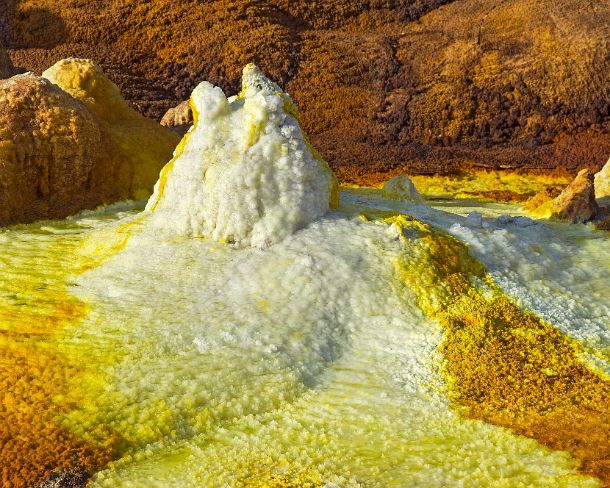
<box><xmin>1</xmin><ymin>191</ymin><xmax>608</xmax><ymax>487</ymax></box>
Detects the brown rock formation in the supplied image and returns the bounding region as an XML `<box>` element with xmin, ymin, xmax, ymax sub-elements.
<box><xmin>0</xmin><ymin>73</ymin><xmax>101</xmax><ymax>224</ymax></box>
<box><xmin>550</xmin><ymin>169</ymin><xmax>598</xmax><ymax>223</ymax></box>
<box><xmin>382</xmin><ymin>174</ymin><xmax>423</xmax><ymax>202</ymax></box>
<box><xmin>161</xmin><ymin>100</ymin><xmax>192</xmax><ymax>136</ymax></box>
<box><xmin>0</xmin><ymin>60</ymin><xmax>180</xmax><ymax>226</ymax></box>
<box><xmin>522</xmin><ymin>187</ymin><xmax>563</xmax><ymax>212</ymax></box>
<box><xmin>596</xmin><ymin>212</ymin><xmax>610</xmax><ymax>231</ymax></box>
<box><xmin>525</xmin><ymin>169</ymin><xmax>600</xmax><ymax>222</ymax></box>
<box><xmin>2</xmin><ymin>0</ymin><xmax>609</xmax><ymax>181</ymax></box>
<box><xmin>43</xmin><ymin>58</ymin><xmax>181</xmax><ymax>200</ymax></box>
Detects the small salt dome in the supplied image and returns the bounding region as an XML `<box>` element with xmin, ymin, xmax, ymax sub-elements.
<box><xmin>146</xmin><ymin>64</ymin><xmax>339</xmax><ymax>247</ymax></box>
<box><xmin>382</xmin><ymin>174</ymin><xmax>423</xmax><ymax>203</ymax></box>
<box><xmin>466</xmin><ymin>211</ymin><xmax>484</xmax><ymax>228</ymax></box>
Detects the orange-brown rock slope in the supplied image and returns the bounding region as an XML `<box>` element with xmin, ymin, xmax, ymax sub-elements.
<box><xmin>2</xmin><ymin>0</ymin><xmax>608</xmax><ymax>184</ymax></box>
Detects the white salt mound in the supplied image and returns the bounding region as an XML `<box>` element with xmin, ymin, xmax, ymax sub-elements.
<box><xmin>383</xmin><ymin>174</ymin><xmax>423</xmax><ymax>202</ymax></box>
<box><xmin>146</xmin><ymin>64</ymin><xmax>338</xmax><ymax>248</ymax></box>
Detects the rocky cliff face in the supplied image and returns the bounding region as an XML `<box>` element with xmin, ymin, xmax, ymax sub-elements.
<box><xmin>1</xmin><ymin>1</ymin><xmax>609</xmax><ymax>182</ymax></box>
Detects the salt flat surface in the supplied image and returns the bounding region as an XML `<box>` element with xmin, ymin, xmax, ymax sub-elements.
<box><xmin>55</xmin><ymin>197</ymin><xmax>598</xmax><ymax>486</ymax></box>
<box><xmin>344</xmin><ymin>190</ymin><xmax>610</xmax><ymax>374</ymax></box>
<box><xmin>0</xmin><ymin>194</ymin><xmax>605</xmax><ymax>486</ymax></box>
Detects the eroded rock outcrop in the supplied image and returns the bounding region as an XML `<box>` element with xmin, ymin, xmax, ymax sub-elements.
<box><xmin>523</xmin><ymin>187</ymin><xmax>562</xmax><ymax>212</ymax></box>
<box><xmin>527</xmin><ymin>169</ymin><xmax>598</xmax><ymax>223</ymax></box>
<box><xmin>382</xmin><ymin>174</ymin><xmax>423</xmax><ymax>202</ymax></box>
<box><xmin>0</xmin><ymin>74</ymin><xmax>101</xmax><ymax>224</ymax></box>
<box><xmin>550</xmin><ymin>169</ymin><xmax>598</xmax><ymax>223</ymax></box>
<box><xmin>147</xmin><ymin>64</ymin><xmax>338</xmax><ymax>248</ymax></box>
<box><xmin>0</xmin><ymin>59</ymin><xmax>180</xmax><ymax>225</ymax></box>
<box><xmin>43</xmin><ymin>58</ymin><xmax>180</xmax><ymax>200</ymax></box>
<box><xmin>160</xmin><ymin>100</ymin><xmax>193</xmax><ymax>136</ymax></box>
<box><xmin>594</xmin><ymin>157</ymin><xmax>610</xmax><ymax>200</ymax></box>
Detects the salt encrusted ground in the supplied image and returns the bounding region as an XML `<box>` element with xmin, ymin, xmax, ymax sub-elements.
<box><xmin>0</xmin><ymin>64</ymin><xmax>608</xmax><ymax>488</ymax></box>
<box><xmin>2</xmin><ymin>194</ymin><xmax>608</xmax><ymax>487</ymax></box>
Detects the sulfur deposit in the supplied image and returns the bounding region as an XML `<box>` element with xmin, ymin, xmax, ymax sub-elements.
<box><xmin>1</xmin><ymin>52</ymin><xmax>610</xmax><ymax>488</ymax></box>
<box><xmin>147</xmin><ymin>64</ymin><xmax>338</xmax><ymax>247</ymax></box>
<box><xmin>2</xmin><ymin>182</ymin><xmax>604</xmax><ymax>486</ymax></box>
<box><xmin>0</xmin><ymin>59</ymin><xmax>179</xmax><ymax>226</ymax></box>
<box><xmin>43</xmin><ymin>58</ymin><xmax>180</xmax><ymax>201</ymax></box>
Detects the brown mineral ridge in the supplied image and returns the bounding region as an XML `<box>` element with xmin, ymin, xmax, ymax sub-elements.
<box><xmin>1</xmin><ymin>0</ymin><xmax>609</xmax><ymax>182</ymax></box>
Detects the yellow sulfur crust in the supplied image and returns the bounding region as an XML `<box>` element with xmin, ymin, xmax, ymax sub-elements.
<box><xmin>376</xmin><ymin>212</ymin><xmax>610</xmax><ymax>485</ymax></box>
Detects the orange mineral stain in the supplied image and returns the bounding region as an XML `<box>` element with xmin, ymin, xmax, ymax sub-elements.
<box><xmin>0</xmin><ymin>228</ymin><xmax>115</xmax><ymax>486</ymax></box>
<box><xmin>385</xmin><ymin>213</ymin><xmax>610</xmax><ymax>486</ymax></box>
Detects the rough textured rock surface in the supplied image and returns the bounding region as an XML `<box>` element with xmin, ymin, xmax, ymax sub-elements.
<box><xmin>43</xmin><ymin>58</ymin><xmax>181</xmax><ymax>200</ymax></box>
<box><xmin>161</xmin><ymin>100</ymin><xmax>193</xmax><ymax>136</ymax></box>
<box><xmin>523</xmin><ymin>187</ymin><xmax>562</xmax><ymax>212</ymax></box>
<box><xmin>0</xmin><ymin>60</ymin><xmax>179</xmax><ymax>226</ymax></box>
<box><xmin>0</xmin><ymin>73</ymin><xmax>101</xmax><ymax>224</ymax></box>
<box><xmin>382</xmin><ymin>174</ymin><xmax>423</xmax><ymax>202</ymax></box>
<box><xmin>594</xmin><ymin>157</ymin><xmax>610</xmax><ymax>200</ymax></box>
<box><xmin>2</xmin><ymin>0</ymin><xmax>608</xmax><ymax>181</ymax></box>
<box><xmin>549</xmin><ymin>169</ymin><xmax>598</xmax><ymax>223</ymax></box>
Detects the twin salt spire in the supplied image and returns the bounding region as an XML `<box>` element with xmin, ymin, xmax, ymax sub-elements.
<box><xmin>146</xmin><ymin>64</ymin><xmax>338</xmax><ymax>248</ymax></box>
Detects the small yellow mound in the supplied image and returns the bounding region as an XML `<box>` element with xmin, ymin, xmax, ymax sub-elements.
<box><xmin>43</xmin><ymin>58</ymin><xmax>180</xmax><ymax>200</ymax></box>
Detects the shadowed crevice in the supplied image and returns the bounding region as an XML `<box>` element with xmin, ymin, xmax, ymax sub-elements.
<box><xmin>0</xmin><ymin>1</ymin><xmax>67</xmax><ymax>49</ymax></box>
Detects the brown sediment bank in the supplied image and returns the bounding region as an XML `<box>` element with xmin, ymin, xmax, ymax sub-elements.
<box><xmin>1</xmin><ymin>0</ymin><xmax>608</xmax><ymax>178</ymax></box>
